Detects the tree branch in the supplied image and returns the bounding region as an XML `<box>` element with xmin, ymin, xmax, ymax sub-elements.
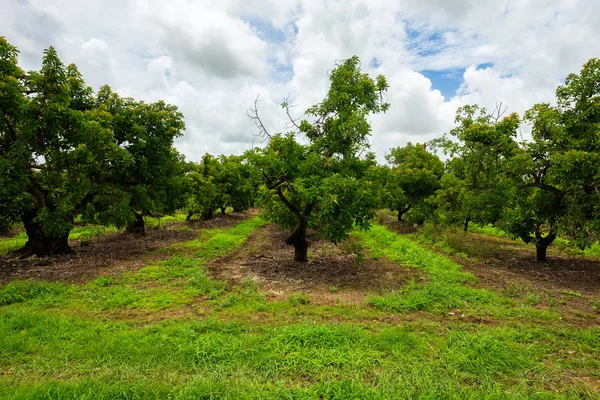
<box><xmin>246</xmin><ymin>94</ymin><xmax>271</xmax><ymax>140</ymax></box>
<box><xmin>282</xmin><ymin>94</ymin><xmax>302</xmax><ymax>130</ymax></box>
<box><xmin>276</xmin><ymin>186</ymin><xmax>303</xmax><ymax>222</ymax></box>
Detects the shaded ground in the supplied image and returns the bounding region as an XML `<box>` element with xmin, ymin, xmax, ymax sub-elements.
<box><xmin>210</xmin><ymin>223</ymin><xmax>423</xmax><ymax>305</ymax></box>
<box><xmin>0</xmin><ymin>213</ymin><xmax>248</xmax><ymax>283</ymax></box>
<box><xmin>381</xmin><ymin>214</ymin><xmax>600</xmax><ymax>318</ymax></box>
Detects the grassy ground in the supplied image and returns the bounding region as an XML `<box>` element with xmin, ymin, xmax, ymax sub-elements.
<box><xmin>0</xmin><ymin>216</ymin><xmax>599</xmax><ymax>399</ymax></box>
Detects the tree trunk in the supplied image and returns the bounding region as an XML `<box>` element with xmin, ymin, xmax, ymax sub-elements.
<box><xmin>285</xmin><ymin>220</ymin><xmax>308</xmax><ymax>262</ymax></box>
<box><xmin>126</xmin><ymin>212</ymin><xmax>145</xmax><ymax>235</ymax></box>
<box><xmin>535</xmin><ymin>232</ymin><xmax>556</xmax><ymax>263</ymax></box>
<box><xmin>397</xmin><ymin>206</ymin><xmax>411</xmax><ymax>222</ymax></box>
<box><xmin>220</xmin><ymin>206</ymin><xmax>226</xmax><ymax>214</ymax></box>
<box><xmin>186</xmin><ymin>211</ymin><xmax>194</xmax><ymax>221</ymax></box>
<box><xmin>17</xmin><ymin>210</ymin><xmax>71</xmax><ymax>258</ymax></box>
<box><xmin>201</xmin><ymin>208</ymin><xmax>214</xmax><ymax>220</ymax></box>
<box><xmin>463</xmin><ymin>216</ymin><xmax>470</xmax><ymax>232</ymax></box>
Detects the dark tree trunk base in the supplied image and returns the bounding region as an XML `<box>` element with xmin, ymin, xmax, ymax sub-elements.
<box><xmin>18</xmin><ymin>210</ymin><xmax>71</xmax><ymax>258</ymax></box>
<box><xmin>15</xmin><ymin>234</ymin><xmax>71</xmax><ymax>258</ymax></box>
<box><xmin>463</xmin><ymin>217</ymin><xmax>470</xmax><ymax>232</ymax></box>
<box><xmin>201</xmin><ymin>209</ymin><xmax>214</xmax><ymax>220</ymax></box>
<box><xmin>536</xmin><ymin>245</ymin><xmax>548</xmax><ymax>263</ymax></box>
<box><xmin>286</xmin><ymin>221</ymin><xmax>308</xmax><ymax>262</ymax></box>
<box><xmin>126</xmin><ymin>212</ymin><xmax>145</xmax><ymax>235</ymax></box>
<box><xmin>220</xmin><ymin>207</ymin><xmax>227</xmax><ymax>214</ymax></box>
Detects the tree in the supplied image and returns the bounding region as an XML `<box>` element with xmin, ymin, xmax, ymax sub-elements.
<box><xmin>249</xmin><ymin>56</ymin><xmax>389</xmax><ymax>262</ymax></box>
<box><xmin>434</xmin><ymin>104</ymin><xmax>519</xmax><ymax>232</ymax></box>
<box><xmin>0</xmin><ymin>39</ymin><xmax>134</xmax><ymax>256</ymax></box>
<box><xmin>438</xmin><ymin>58</ymin><xmax>600</xmax><ymax>262</ymax></box>
<box><xmin>95</xmin><ymin>86</ymin><xmax>187</xmax><ymax>235</ymax></box>
<box><xmin>502</xmin><ymin>59</ymin><xmax>600</xmax><ymax>261</ymax></box>
<box><xmin>185</xmin><ymin>154</ymin><xmax>220</xmax><ymax>221</ymax></box>
<box><xmin>384</xmin><ymin>143</ymin><xmax>444</xmax><ymax>223</ymax></box>
<box><xmin>219</xmin><ymin>153</ymin><xmax>260</xmax><ymax>213</ymax></box>
<box><xmin>0</xmin><ymin>38</ymin><xmax>185</xmax><ymax>256</ymax></box>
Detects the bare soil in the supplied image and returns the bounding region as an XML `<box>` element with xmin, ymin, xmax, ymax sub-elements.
<box><xmin>209</xmin><ymin>223</ymin><xmax>423</xmax><ymax>305</ymax></box>
<box><xmin>0</xmin><ymin>213</ymin><xmax>248</xmax><ymax>283</ymax></box>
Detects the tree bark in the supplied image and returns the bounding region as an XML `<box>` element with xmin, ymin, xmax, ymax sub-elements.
<box><xmin>286</xmin><ymin>220</ymin><xmax>308</xmax><ymax>262</ymax></box>
<box><xmin>220</xmin><ymin>206</ymin><xmax>226</xmax><ymax>214</ymax></box>
<box><xmin>535</xmin><ymin>232</ymin><xmax>556</xmax><ymax>263</ymax></box>
<box><xmin>186</xmin><ymin>211</ymin><xmax>194</xmax><ymax>221</ymax></box>
<box><xmin>16</xmin><ymin>209</ymin><xmax>71</xmax><ymax>258</ymax></box>
<box><xmin>126</xmin><ymin>212</ymin><xmax>145</xmax><ymax>235</ymax></box>
<box><xmin>463</xmin><ymin>216</ymin><xmax>471</xmax><ymax>232</ymax></box>
<box><xmin>397</xmin><ymin>206</ymin><xmax>411</xmax><ymax>222</ymax></box>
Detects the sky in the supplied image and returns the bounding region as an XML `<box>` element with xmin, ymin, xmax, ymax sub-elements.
<box><xmin>2</xmin><ymin>0</ymin><xmax>598</xmax><ymax>162</ymax></box>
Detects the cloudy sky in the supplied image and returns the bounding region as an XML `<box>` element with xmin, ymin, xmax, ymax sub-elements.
<box><xmin>2</xmin><ymin>0</ymin><xmax>598</xmax><ymax>162</ymax></box>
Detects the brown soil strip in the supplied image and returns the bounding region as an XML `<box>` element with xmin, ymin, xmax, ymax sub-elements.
<box><xmin>208</xmin><ymin>223</ymin><xmax>423</xmax><ymax>305</ymax></box>
<box><xmin>0</xmin><ymin>212</ymin><xmax>249</xmax><ymax>283</ymax></box>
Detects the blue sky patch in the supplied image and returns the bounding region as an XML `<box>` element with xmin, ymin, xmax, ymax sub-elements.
<box><xmin>244</xmin><ymin>17</ymin><xmax>287</xmax><ymax>42</ymax></box>
<box><xmin>421</xmin><ymin>68</ymin><xmax>464</xmax><ymax>100</ymax></box>
<box><xmin>370</xmin><ymin>57</ymin><xmax>381</xmax><ymax>69</ymax></box>
<box><xmin>421</xmin><ymin>63</ymin><xmax>494</xmax><ymax>100</ymax></box>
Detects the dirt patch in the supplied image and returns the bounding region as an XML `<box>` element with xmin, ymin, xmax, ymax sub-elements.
<box><xmin>0</xmin><ymin>212</ymin><xmax>249</xmax><ymax>283</ymax></box>
<box><xmin>209</xmin><ymin>224</ymin><xmax>423</xmax><ymax>305</ymax></box>
<box><xmin>381</xmin><ymin>216</ymin><xmax>600</xmax><ymax>319</ymax></box>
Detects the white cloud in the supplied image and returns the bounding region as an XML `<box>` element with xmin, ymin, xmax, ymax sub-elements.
<box><xmin>1</xmin><ymin>0</ymin><xmax>598</xmax><ymax>162</ymax></box>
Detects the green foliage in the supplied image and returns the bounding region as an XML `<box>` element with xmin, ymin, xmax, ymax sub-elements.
<box><xmin>434</xmin><ymin>105</ymin><xmax>519</xmax><ymax>231</ymax></box>
<box><xmin>384</xmin><ymin>142</ymin><xmax>444</xmax><ymax>224</ymax></box>
<box><xmin>185</xmin><ymin>153</ymin><xmax>259</xmax><ymax>220</ymax></box>
<box><xmin>251</xmin><ymin>57</ymin><xmax>388</xmax><ymax>261</ymax></box>
<box><xmin>0</xmin><ymin>37</ymin><xmax>186</xmax><ymax>255</ymax></box>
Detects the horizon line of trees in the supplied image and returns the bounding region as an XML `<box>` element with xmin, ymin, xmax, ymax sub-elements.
<box><xmin>1</xmin><ymin>36</ymin><xmax>599</xmax><ymax>263</ymax></box>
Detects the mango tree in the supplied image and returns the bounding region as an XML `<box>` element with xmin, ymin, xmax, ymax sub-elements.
<box><xmin>96</xmin><ymin>86</ymin><xmax>187</xmax><ymax>235</ymax></box>
<box><xmin>434</xmin><ymin>105</ymin><xmax>519</xmax><ymax>232</ymax></box>
<box><xmin>503</xmin><ymin>59</ymin><xmax>600</xmax><ymax>261</ymax></box>
<box><xmin>0</xmin><ymin>38</ymin><xmax>185</xmax><ymax>256</ymax></box>
<box><xmin>249</xmin><ymin>56</ymin><xmax>389</xmax><ymax>262</ymax></box>
<box><xmin>385</xmin><ymin>143</ymin><xmax>444</xmax><ymax>224</ymax></box>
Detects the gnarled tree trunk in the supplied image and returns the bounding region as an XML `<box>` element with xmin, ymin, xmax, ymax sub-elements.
<box><xmin>16</xmin><ymin>209</ymin><xmax>72</xmax><ymax>258</ymax></box>
<box><xmin>535</xmin><ymin>232</ymin><xmax>556</xmax><ymax>263</ymax></box>
<box><xmin>286</xmin><ymin>220</ymin><xmax>308</xmax><ymax>262</ymax></box>
<box><xmin>126</xmin><ymin>212</ymin><xmax>145</xmax><ymax>235</ymax></box>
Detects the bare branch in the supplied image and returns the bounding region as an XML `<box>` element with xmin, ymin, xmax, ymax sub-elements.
<box><xmin>488</xmin><ymin>101</ymin><xmax>508</xmax><ymax>123</ymax></box>
<box><xmin>246</xmin><ymin>94</ymin><xmax>271</xmax><ymax>139</ymax></box>
<box><xmin>282</xmin><ymin>93</ymin><xmax>302</xmax><ymax>130</ymax></box>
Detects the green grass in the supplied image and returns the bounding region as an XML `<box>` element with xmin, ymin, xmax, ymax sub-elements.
<box><xmin>0</xmin><ymin>310</ymin><xmax>598</xmax><ymax>399</ymax></box>
<box><xmin>356</xmin><ymin>225</ymin><xmax>500</xmax><ymax>313</ymax></box>
<box><xmin>1</xmin><ymin>217</ymin><xmax>599</xmax><ymax>398</ymax></box>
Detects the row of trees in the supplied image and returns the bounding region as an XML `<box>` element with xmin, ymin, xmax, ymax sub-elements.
<box><xmin>378</xmin><ymin>59</ymin><xmax>600</xmax><ymax>262</ymax></box>
<box><xmin>2</xmin><ymin>36</ymin><xmax>599</xmax><ymax>263</ymax></box>
<box><xmin>0</xmin><ymin>37</ymin><xmax>258</xmax><ymax>257</ymax></box>
<box><xmin>249</xmin><ymin>56</ymin><xmax>600</xmax><ymax>263</ymax></box>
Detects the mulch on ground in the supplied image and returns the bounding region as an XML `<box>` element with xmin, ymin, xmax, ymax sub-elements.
<box><xmin>209</xmin><ymin>223</ymin><xmax>423</xmax><ymax>305</ymax></box>
<box><xmin>0</xmin><ymin>213</ymin><xmax>249</xmax><ymax>283</ymax></box>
